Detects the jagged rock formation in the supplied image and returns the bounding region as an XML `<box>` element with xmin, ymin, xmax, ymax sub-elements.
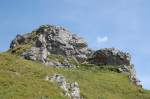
<box><xmin>45</xmin><ymin>74</ymin><xmax>80</xmax><ymax>99</ymax></box>
<box><xmin>10</xmin><ymin>25</ymin><xmax>93</xmax><ymax>69</ymax></box>
<box><xmin>10</xmin><ymin>25</ymin><xmax>92</xmax><ymax>64</ymax></box>
<box><xmin>89</xmin><ymin>48</ymin><xmax>141</xmax><ymax>87</ymax></box>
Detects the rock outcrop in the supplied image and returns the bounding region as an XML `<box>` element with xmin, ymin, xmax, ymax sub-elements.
<box><xmin>10</xmin><ymin>25</ymin><xmax>92</xmax><ymax>64</ymax></box>
<box><xmin>10</xmin><ymin>24</ymin><xmax>141</xmax><ymax>87</ymax></box>
<box><xmin>89</xmin><ymin>48</ymin><xmax>131</xmax><ymax>66</ymax></box>
<box><xmin>89</xmin><ymin>48</ymin><xmax>141</xmax><ymax>87</ymax></box>
<box><xmin>45</xmin><ymin>74</ymin><xmax>80</xmax><ymax>99</ymax></box>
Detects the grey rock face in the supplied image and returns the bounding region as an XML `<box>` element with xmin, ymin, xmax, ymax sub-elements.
<box><xmin>21</xmin><ymin>47</ymin><xmax>48</xmax><ymax>63</ymax></box>
<box><xmin>21</xmin><ymin>47</ymin><xmax>39</xmax><ymax>61</ymax></box>
<box><xmin>35</xmin><ymin>25</ymin><xmax>89</xmax><ymax>62</ymax></box>
<box><xmin>89</xmin><ymin>48</ymin><xmax>131</xmax><ymax>66</ymax></box>
<box><xmin>11</xmin><ymin>25</ymin><xmax>91</xmax><ymax>63</ymax></box>
<box><xmin>45</xmin><ymin>74</ymin><xmax>80</xmax><ymax>99</ymax></box>
<box><xmin>38</xmin><ymin>47</ymin><xmax>48</xmax><ymax>63</ymax></box>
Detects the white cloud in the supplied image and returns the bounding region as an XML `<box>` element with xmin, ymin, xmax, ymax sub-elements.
<box><xmin>96</xmin><ymin>36</ymin><xmax>108</xmax><ymax>43</ymax></box>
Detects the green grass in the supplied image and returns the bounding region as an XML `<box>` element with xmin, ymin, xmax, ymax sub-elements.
<box><xmin>0</xmin><ymin>53</ymin><xmax>150</xmax><ymax>99</ymax></box>
<box><xmin>47</xmin><ymin>54</ymin><xmax>79</xmax><ymax>65</ymax></box>
<box><xmin>47</xmin><ymin>54</ymin><xmax>65</xmax><ymax>63</ymax></box>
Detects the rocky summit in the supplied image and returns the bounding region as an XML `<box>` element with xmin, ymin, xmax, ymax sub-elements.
<box><xmin>10</xmin><ymin>25</ymin><xmax>93</xmax><ymax>65</ymax></box>
<box><xmin>9</xmin><ymin>24</ymin><xmax>141</xmax><ymax>87</ymax></box>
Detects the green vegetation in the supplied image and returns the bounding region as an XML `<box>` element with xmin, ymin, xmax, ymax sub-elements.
<box><xmin>24</xmin><ymin>31</ymin><xmax>38</xmax><ymax>44</ymax></box>
<box><xmin>47</xmin><ymin>54</ymin><xmax>65</xmax><ymax>63</ymax></box>
<box><xmin>0</xmin><ymin>53</ymin><xmax>150</xmax><ymax>99</ymax></box>
<box><xmin>8</xmin><ymin>44</ymin><xmax>32</xmax><ymax>56</ymax></box>
<box><xmin>47</xmin><ymin>54</ymin><xmax>79</xmax><ymax>65</ymax></box>
<box><xmin>78</xmin><ymin>63</ymin><xmax>120</xmax><ymax>72</ymax></box>
<box><xmin>0</xmin><ymin>53</ymin><xmax>66</xmax><ymax>99</ymax></box>
<box><xmin>30</xmin><ymin>30</ymin><xmax>38</xmax><ymax>42</ymax></box>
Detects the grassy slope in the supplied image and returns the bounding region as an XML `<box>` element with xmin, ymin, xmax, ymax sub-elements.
<box><xmin>0</xmin><ymin>53</ymin><xmax>150</xmax><ymax>99</ymax></box>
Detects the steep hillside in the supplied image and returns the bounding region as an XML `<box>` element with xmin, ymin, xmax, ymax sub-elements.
<box><xmin>0</xmin><ymin>53</ymin><xmax>150</xmax><ymax>99</ymax></box>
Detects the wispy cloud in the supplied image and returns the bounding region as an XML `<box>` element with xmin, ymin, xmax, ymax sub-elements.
<box><xmin>96</xmin><ymin>36</ymin><xmax>108</xmax><ymax>43</ymax></box>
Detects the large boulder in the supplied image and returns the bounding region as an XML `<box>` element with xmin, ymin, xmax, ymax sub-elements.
<box><xmin>89</xmin><ymin>48</ymin><xmax>131</xmax><ymax>66</ymax></box>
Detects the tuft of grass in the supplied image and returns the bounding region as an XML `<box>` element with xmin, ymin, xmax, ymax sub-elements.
<box><xmin>0</xmin><ymin>53</ymin><xmax>150</xmax><ymax>99</ymax></box>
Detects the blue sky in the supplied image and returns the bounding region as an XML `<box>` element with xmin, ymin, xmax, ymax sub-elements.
<box><xmin>0</xmin><ymin>0</ymin><xmax>150</xmax><ymax>89</ymax></box>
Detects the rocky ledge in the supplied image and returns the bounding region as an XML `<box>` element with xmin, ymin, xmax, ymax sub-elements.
<box><xmin>10</xmin><ymin>24</ymin><xmax>141</xmax><ymax>87</ymax></box>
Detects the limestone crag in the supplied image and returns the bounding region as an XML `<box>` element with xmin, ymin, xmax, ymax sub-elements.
<box><xmin>45</xmin><ymin>74</ymin><xmax>80</xmax><ymax>99</ymax></box>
